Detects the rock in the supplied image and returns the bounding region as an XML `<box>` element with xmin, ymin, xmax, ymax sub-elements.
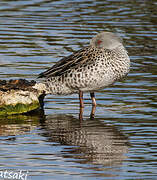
<box><xmin>0</xmin><ymin>79</ymin><xmax>46</xmax><ymax>115</ymax></box>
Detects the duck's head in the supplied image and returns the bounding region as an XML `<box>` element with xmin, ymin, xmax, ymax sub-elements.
<box><xmin>90</xmin><ymin>31</ymin><xmax>123</xmax><ymax>50</ymax></box>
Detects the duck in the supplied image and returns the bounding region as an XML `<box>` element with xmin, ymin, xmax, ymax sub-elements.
<box><xmin>38</xmin><ymin>31</ymin><xmax>130</xmax><ymax>111</ymax></box>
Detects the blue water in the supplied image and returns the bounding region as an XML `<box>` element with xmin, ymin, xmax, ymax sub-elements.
<box><xmin>0</xmin><ymin>0</ymin><xmax>157</xmax><ymax>179</ymax></box>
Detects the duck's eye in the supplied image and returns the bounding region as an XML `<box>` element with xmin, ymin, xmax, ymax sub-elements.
<box><xmin>97</xmin><ymin>40</ymin><xmax>102</xmax><ymax>45</ymax></box>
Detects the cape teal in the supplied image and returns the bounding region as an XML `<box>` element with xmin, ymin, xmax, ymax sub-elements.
<box><xmin>39</xmin><ymin>32</ymin><xmax>130</xmax><ymax>108</ymax></box>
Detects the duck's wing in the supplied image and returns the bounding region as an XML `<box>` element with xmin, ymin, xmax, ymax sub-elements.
<box><xmin>38</xmin><ymin>47</ymin><xmax>90</xmax><ymax>78</ymax></box>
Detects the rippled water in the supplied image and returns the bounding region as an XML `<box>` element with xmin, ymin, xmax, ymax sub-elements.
<box><xmin>0</xmin><ymin>0</ymin><xmax>157</xmax><ymax>179</ymax></box>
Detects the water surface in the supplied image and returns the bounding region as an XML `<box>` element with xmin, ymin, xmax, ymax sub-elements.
<box><xmin>0</xmin><ymin>0</ymin><xmax>157</xmax><ymax>179</ymax></box>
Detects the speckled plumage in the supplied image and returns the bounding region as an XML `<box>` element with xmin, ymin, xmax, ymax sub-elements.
<box><xmin>39</xmin><ymin>32</ymin><xmax>130</xmax><ymax>98</ymax></box>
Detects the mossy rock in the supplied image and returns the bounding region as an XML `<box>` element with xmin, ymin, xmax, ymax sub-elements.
<box><xmin>0</xmin><ymin>101</ymin><xmax>40</xmax><ymax>116</ymax></box>
<box><xmin>0</xmin><ymin>79</ymin><xmax>45</xmax><ymax>116</ymax></box>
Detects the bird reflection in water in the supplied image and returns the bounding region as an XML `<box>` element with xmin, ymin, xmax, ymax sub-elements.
<box><xmin>43</xmin><ymin>114</ymin><xmax>128</xmax><ymax>166</ymax></box>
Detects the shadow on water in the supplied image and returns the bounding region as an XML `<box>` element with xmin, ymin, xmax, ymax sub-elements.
<box><xmin>41</xmin><ymin>114</ymin><xmax>128</xmax><ymax>167</ymax></box>
<box><xmin>0</xmin><ymin>111</ymin><xmax>128</xmax><ymax>168</ymax></box>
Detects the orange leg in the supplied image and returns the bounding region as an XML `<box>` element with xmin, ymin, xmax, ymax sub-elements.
<box><xmin>90</xmin><ymin>92</ymin><xmax>96</xmax><ymax>119</ymax></box>
<box><xmin>90</xmin><ymin>92</ymin><xmax>96</xmax><ymax>106</ymax></box>
<box><xmin>79</xmin><ymin>107</ymin><xmax>84</xmax><ymax>121</ymax></box>
<box><xmin>79</xmin><ymin>91</ymin><xmax>84</xmax><ymax>121</ymax></box>
<box><xmin>79</xmin><ymin>91</ymin><xmax>84</xmax><ymax>108</ymax></box>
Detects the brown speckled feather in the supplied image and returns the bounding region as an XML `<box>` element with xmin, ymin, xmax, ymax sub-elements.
<box><xmin>38</xmin><ymin>47</ymin><xmax>90</xmax><ymax>78</ymax></box>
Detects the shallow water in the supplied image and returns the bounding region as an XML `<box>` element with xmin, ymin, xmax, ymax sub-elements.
<box><xmin>0</xmin><ymin>0</ymin><xmax>157</xmax><ymax>179</ymax></box>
